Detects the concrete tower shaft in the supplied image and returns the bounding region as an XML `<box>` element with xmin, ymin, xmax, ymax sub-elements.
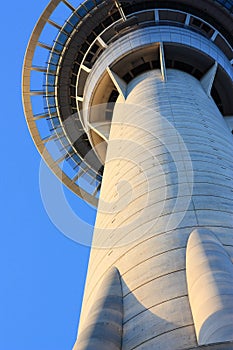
<box><xmin>22</xmin><ymin>1</ymin><xmax>233</xmax><ymax>349</ymax></box>
<box><xmin>74</xmin><ymin>69</ymin><xmax>233</xmax><ymax>350</ymax></box>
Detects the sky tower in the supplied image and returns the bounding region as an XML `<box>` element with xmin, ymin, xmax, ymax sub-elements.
<box><xmin>22</xmin><ymin>0</ymin><xmax>233</xmax><ymax>349</ymax></box>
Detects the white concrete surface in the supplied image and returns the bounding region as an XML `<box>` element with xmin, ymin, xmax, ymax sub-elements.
<box><xmin>186</xmin><ymin>229</ymin><xmax>233</xmax><ymax>345</ymax></box>
<box><xmin>76</xmin><ymin>69</ymin><xmax>233</xmax><ymax>350</ymax></box>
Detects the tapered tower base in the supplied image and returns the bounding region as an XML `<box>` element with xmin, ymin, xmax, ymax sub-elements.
<box><xmin>22</xmin><ymin>1</ymin><xmax>233</xmax><ymax>349</ymax></box>
<box><xmin>74</xmin><ymin>70</ymin><xmax>233</xmax><ymax>349</ymax></box>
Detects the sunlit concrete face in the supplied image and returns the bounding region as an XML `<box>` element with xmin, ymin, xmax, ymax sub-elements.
<box><xmin>22</xmin><ymin>0</ymin><xmax>233</xmax><ymax>349</ymax></box>
<box><xmin>74</xmin><ymin>69</ymin><xmax>233</xmax><ymax>350</ymax></box>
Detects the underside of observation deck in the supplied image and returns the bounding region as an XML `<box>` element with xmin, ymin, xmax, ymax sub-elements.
<box><xmin>22</xmin><ymin>0</ymin><xmax>233</xmax><ymax>206</ymax></box>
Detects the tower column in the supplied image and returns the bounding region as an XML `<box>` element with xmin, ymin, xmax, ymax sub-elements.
<box><xmin>78</xmin><ymin>69</ymin><xmax>233</xmax><ymax>349</ymax></box>
<box><xmin>23</xmin><ymin>1</ymin><xmax>233</xmax><ymax>349</ymax></box>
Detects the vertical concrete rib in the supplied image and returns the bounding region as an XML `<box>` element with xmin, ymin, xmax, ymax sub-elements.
<box><xmin>186</xmin><ymin>228</ymin><xmax>233</xmax><ymax>345</ymax></box>
<box><xmin>159</xmin><ymin>43</ymin><xmax>167</xmax><ymax>82</ymax></box>
<box><xmin>77</xmin><ymin>69</ymin><xmax>233</xmax><ymax>350</ymax></box>
<box><xmin>73</xmin><ymin>267</ymin><xmax>123</xmax><ymax>350</ymax></box>
<box><xmin>200</xmin><ymin>62</ymin><xmax>218</xmax><ymax>97</ymax></box>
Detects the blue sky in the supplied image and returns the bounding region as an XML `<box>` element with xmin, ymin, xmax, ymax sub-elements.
<box><xmin>0</xmin><ymin>1</ymin><xmax>95</xmax><ymax>349</ymax></box>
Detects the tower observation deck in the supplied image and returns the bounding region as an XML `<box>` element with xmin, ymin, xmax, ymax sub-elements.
<box><xmin>22</xmin><ymin>0</ymin><xmax>233</xmax><ymax>349</ymax></box>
